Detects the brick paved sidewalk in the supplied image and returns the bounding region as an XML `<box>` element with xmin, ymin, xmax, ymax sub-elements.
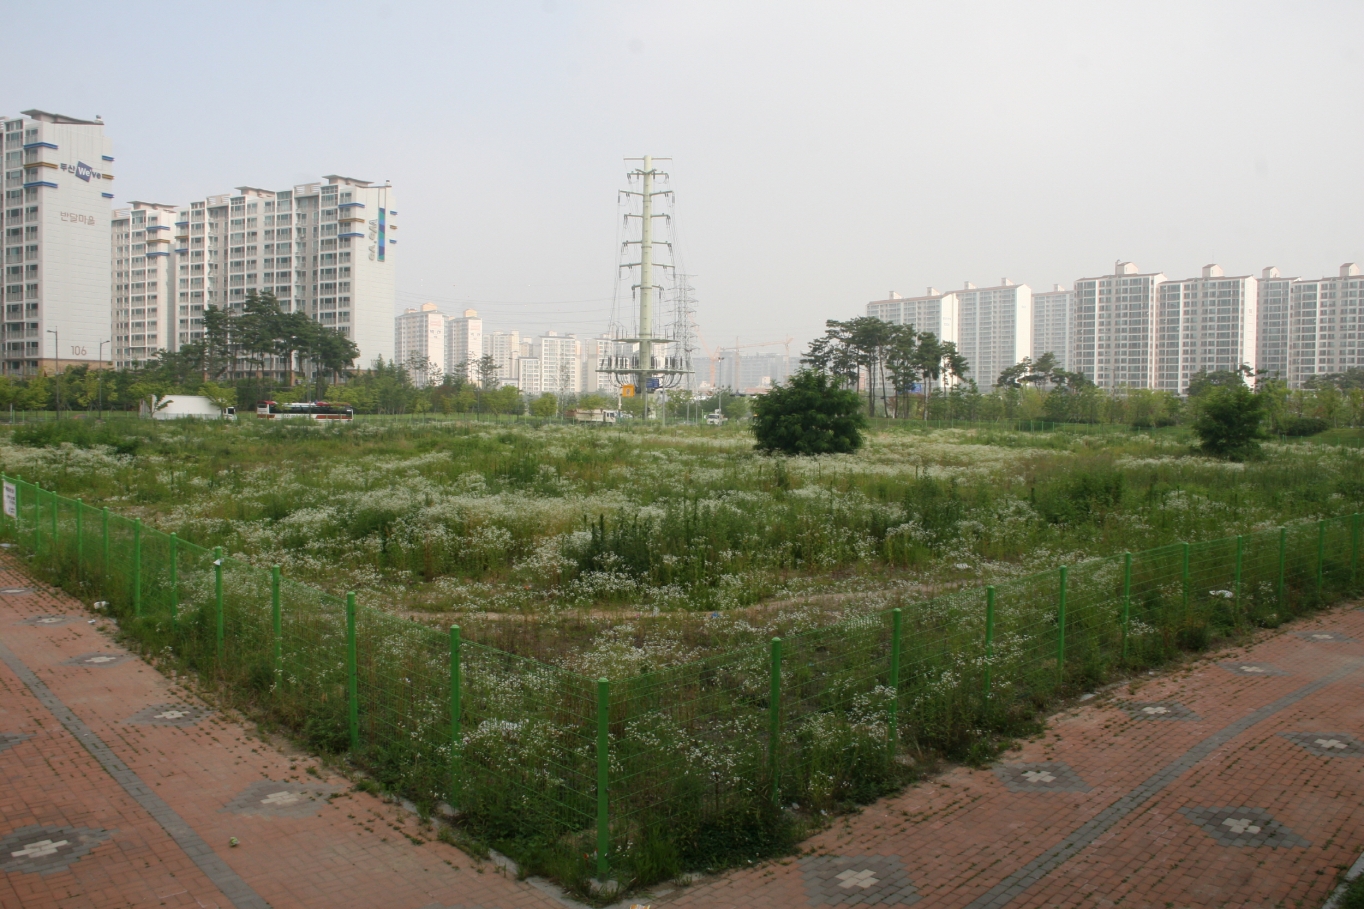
<box><xmin>0</xmin><ymin>555</ymin><xmax>564</xmax><ymax>909</ymax></box>
<box><xmin>650</xmin><ymin>602</ymin><xmax>1364</xmax><ymax>909</ymax></box>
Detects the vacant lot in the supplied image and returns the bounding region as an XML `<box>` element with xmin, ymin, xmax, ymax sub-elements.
<box><xmin>1</xmin><ymin>417</ymin><xmax>1360</xmax><ymax>671</ymax></box>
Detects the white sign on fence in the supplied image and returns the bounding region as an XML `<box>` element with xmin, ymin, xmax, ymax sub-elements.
<box><xmin>2</xmin><ymin>482</ymin><xmax>14</xmax><ymax>518</ymax></box>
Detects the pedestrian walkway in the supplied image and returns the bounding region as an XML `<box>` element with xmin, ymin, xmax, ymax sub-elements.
<box><xmin>655</xmin><ymin>603</ymin><xmax>1364</xmax><ymax>908</ymax></box>
<box><xmin>0</xmin><ymin>553</ymin><xmax>562</xmax><ymax>909</ymax></box>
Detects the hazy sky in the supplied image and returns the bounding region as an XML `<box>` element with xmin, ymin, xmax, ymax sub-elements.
<box><xmin>9</xmin><ymin>1</ymin><xmax>1362</xmax><ymax>355</ymax></box>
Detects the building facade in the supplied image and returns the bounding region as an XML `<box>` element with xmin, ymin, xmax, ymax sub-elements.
<box><xmin>1257</xmin><ymin>267</ymin><xmax>1294</xmax><ymax>383</ymax></box>
<box><xmin>394</xmin><ymin>302</ymin><xmax>446</xmax><ymax>386</ymax></box>
<box><xmin>1288</xmin><ymin>263</ymin><xmax>1363</xmax><ymax>387</ymax></box>
<box><xmin>170</xmin><ymin>175</ymin><xmax>396</xmax><ymax>376</ymax></box>
<box><xmin>482</xmin><ymin>330</ymin><xmax>520</xmax><ymax>387</ymax></box>
<box><xmin>445</xmin><ymin>309</ymin><xmax>482</xmax><ymax>383</ymax></box>
<box><xmin>1073</xmin><ymin>262</ymin><xmax>1166</xmax><ymax>390</ymax></box>
<box><xmin>533</xmin><ymin>332</ymin><xmax>581</xmax><ymax>394</ymax></box>
<box><xmin>111</xmin><ymin>201</ymin><xmax>177</xmax><ymax>368</ymax></box>
<box><xmin>954</xmin><ymin>280</ymin><xmax>1031</xmax><ymax>389</ymax></box>
<box><xmin>867</xmin><ymin>288</ymin><xmax>958</xmax><ymax>343</ymax></box>
<box><xmin>3</xmin><ymin>110</ymin><xmax>114</xmax><ymax>375</ymax></box>
<box><xmin>1031</xmin><ymin>284</ymin><xmax>1074</xmax><ymax>371</ymax></box>
<box><xmin>1154</xmin><ymin>265</ymin><xmax>1257</xmax><ymax>392</ymax></box>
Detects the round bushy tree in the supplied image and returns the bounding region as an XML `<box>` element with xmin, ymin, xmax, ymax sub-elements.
<box><xmin>1192</xmin><ymin>384</ymin><xmax>1267</xmax><ymax>459</ymax></box>
<box><xmin>751</xmin><ymin>369</ymin><xmax>867</xmax><ymax>455</ymax></box>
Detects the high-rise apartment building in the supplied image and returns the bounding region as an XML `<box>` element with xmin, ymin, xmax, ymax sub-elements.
<box><xmin>516</xmin><ymin>357</ymin><xmax>541</xmax><ymax>393</ymax></box>
<box><xmin>169</xmin><ymin>175</ymin><xmax>396</xmax><ymax>376</ymax></box>
<box><xmin>482</xmin><ymin>330</ymin><xmax>520</xmax><ymax>387</ymax></box>
<box><xmin>534</xmin><ymin>332</ymin><xmax>581</xmax><ymax>393</ymax></box>
<box><xmin>954</xmin><ymin>280</ymin><xmax>1031</xmax><ymax>389</ymax></box>
<box><xmin>1154</xmin><ymin>265</ymin><xmax>1257</xmax><ymax>392</ymax></box>
<box><xmin>111</xmin><ymin>202</ymin><xmax>177</xmax><ymax>368</ymax></box>
<box><xmin>394</xmin><ymin>302</ymin><xmax>446</xmax><ymax>386</ymax></box>
<box><xmin>867</xmin><ymin>288</ymin><xmax>958</xmax><ymax>343</ymax></box>
<box><xmin>445</xmin><ymin>309</ymin><xmax>482</xmax><ymax>383</ymax></box>
<box><xmin>2</xmin><ymin>110</ymin><xmax>114</xmax><ymax>375</ymax></box>
<box><xmin>1073</xmin><ymin>262</ymin><xmax>1166</xmax><ymax>390</ymax></box>
<box><xmin>1031</xmin><ymin>284</ymin><xmax>1074</xmax><ymax>371</ymax></box>
<box><xmin>1288</xmin><ymin>263</ymin><xmax>1363</xmax><ymax>387</ymax></box>
<box><xmin>1257</xmin><ymin>267</ymin><xmax>1294</xmax><ymax>383</ymax></box>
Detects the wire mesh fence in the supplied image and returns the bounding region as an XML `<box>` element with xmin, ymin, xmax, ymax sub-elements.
<box><xmin>1</xmin><ymin>470</ymin><xmax>1360</xmax><ymax>884</ymax></box>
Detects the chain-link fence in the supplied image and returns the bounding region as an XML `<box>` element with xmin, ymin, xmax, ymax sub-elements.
<box><xmin>2</xmin><ymin>472</ymin><xmax>1360</xmax><ymax>886</ymax></box>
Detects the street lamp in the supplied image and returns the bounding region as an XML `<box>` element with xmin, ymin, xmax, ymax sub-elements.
<box><xmin>46</xmin><ymin>329</ymin><xmax>60</xmax><ymax>419</ymax></box>
<box><xmin>98</xmin><ymin>339</ymin><xmax>109</xmax><ymax>419</ymax></box>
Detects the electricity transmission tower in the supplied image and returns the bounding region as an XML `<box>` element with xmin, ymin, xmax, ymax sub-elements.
<box><xmin>600</xmin><ymin>155</ymin><xmax>692</xmax><ymax>417</ymax></box>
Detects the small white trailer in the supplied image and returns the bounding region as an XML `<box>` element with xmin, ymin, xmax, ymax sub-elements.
<box><xmin>142</xmin><ymin>395</ymin><xmax>236</xmax><ymax>420</ymax></box>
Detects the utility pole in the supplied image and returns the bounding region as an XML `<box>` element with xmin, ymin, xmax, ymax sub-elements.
<box><xmin>601</xmin><ymin>156</ymin><xmax>691</xmax><ymax>417</ymax></box>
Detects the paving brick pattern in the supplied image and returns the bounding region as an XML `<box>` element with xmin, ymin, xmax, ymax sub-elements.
<box><xmin>657</xmin><ymin>607</ymin><xmax>1364</xmax><ymax>909</ymax></box>
<box><xmin>1114</xmin><ymin>699</ymin><xmax>1198</xmax><ymax>721</ymax></box>
<box><xmin>798</xmin><ymin>855</ymin><xmax>920</xmax><ymax>905</ymax></box>
<box><xmin>992</xmin><ymin>762</ymin><xmax>1090</xmax><ymax>793</ymax></box>
<box><xmin>123</xmin><ymin>703</ymin><xmax>212</xmax><ymax>727</ymax></box>
<box><xmin>0</xmin><ymin>555</ymin><xmax>564</xmax><ymax>909</ymax></box>
<box><xmin>1281</xmin><ymin>731</ymin><xmax>1364</xmax><ymax>757</ymax></box>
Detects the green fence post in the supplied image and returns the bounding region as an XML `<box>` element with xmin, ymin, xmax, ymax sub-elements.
<box><xmin>101</xmin><ymin>507</ymin><xmax>109</xmax><ymax>576</ymax></box>
<box><xmin>888</xmin><ymin>610</ymin><xmax>901</xmax><ymax>756</ymax></box>
<box><xmin>1316</xmin><ymin>519</ymin><xmax>1326</xmax><ymax>594</ymax></box>
<box><xmin>1056</xmin><ymin>566</ymin><xmax>1068</xmax><ymax>690</ymax></box>
<box><xmin>271</xmin><ymin>566</ymin><xmax>282</xmax><ymax>678</ymax></box>
<box><xmin>768</xmin><ymin>637</ymin><xmax>783</xmax><ymax>806</ymax></box>
<box><xmin>1353</xmin><ymin>514</ymin><xmax>1361</xmax><ymax>590</ymax></box>
<box><xmin>1277</xmin><ymin>527</ymin><xmax>1287</xmax><ymax>608</ymax></box>
<box><xmin>1120</xmin><ymin>552</ymin><xmax>1132</xmax><ymax>662</ymax></box>
<box><xmin>346</xmin><ymin>591</ymin><xmax>359</xmax><ymax>752</ymax></box>
<box><xmin>1180</xmin><ymin>541</ymin><xmax>1190</xmax><ymax>619</ymax></box>
<box><xmin>132</xmin><ymin>519</ymin><xmax>142</xmax><ymax>617</ymax></box>
<box><xmin>50</xmin><ymin>491</ymin><xmax>57</xmax><ymax>553</ymax></box>
<box><xmin>450</xmin><ymin>624</ymin><xmax>462</xmax><ymax>802</ymax></box>
<box><xmin>595</xmin><ymin>677</ymin><xmax>610</xmax><ymax>877</ymax></box>
<box><xmin>214</xmin><ymin>547</ymin><xmax>224</xmax><ymax>659</ymax></box>
<box><xmin>1233</xmin><ymin>536</ymin><xmax>1243</xmax><ymax>621</ymax></box>
<box><xmin>32</xmin><ymin>486</ymin><xmax>40</xmax><ymax>554</ymax></box>
<box><xmin>169</xmin><ymin>533</ymin><xmax>179</xmax><ymax>628</ymax></box>
<box><xmin>75</xmin><ymin>500</ymin><xmax>83</xmax><ymax>580</ymax></box>
<box><xmin>984</xmin><ymin>586</ymin><xmax>995</xmax><ymax>695</ymax></box>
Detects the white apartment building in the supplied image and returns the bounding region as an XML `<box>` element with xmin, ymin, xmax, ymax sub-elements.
<box><xmin>954</xmin><ymin>280</ymin><xmax>1031</xmax><ymax>388</ymax></box>
<box><xmin>1032</xmin><ymin>284</ymin><xmax>1074</xmax><ymax>371</ymax></box>
<box><xmin>1288</xmin><ymin>263</ymin><xmax>1363</xmax><ymax>387</ymax></box>
<box><xmin>1073</xmin><ymin>262</ymin><xmax>1167</xmax><ymax>391</ymax></box>
<box><xmin>579</xmin><ymin>334</ymin><xmax>623</xmax><ymax>393</ymax></box>
<box><xmin>516</xmin><ymin>357</ymin><xmax>541</xmax><ymax>393</ymax></box>
<box><xmin>1257</xmin><ymin>267</ymin><xmax>1294</xmax><ymax>382</ymax></box>
<box><xmin>482</xmin><ymin>329</ymin><xmax>520</xmax><ymax>387</ymax></box>
<box><xmin>534</xmin><ymin>332</ymin><xmax>581</xmax><ymax>393</ymax></box>
<box><xmin>111</xmin><ymin>202</ymin><xmax>177</xmax><ymax>367</ymax></box>
<box><xmin>445</xmin><ymin>308</ymin><xmax>482</xmax><ymax>383</ymax></box>
<box><xmin>867</xmin><ymin>288</ymin><xmax>958</xmax><ymax>343</ymax></box>
<box><xmin>1154</xmin><ymin>265</ymin><xmax>1257</xmax><ymax>392</ymax></box>
<box><xmin>394</xmin><ymin>302</ymin><xmax>446</xmax><ymax>386</ymax></box>
<box><xmin>2</xmin><ymin>110</ymin><xmax>114</xmax><ymax>376</ymax></box>
<box><xmin>170</xmin><ymin>175</ymin><xmax>396</xmax><ymax>376</ymax></box>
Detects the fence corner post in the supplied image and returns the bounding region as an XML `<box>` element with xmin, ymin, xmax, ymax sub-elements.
<box><xmin>271</xmin><ymin>565</ymin><xmax>282</xmax><ymax>678</ymax></box>
<box><xmin>346</xmin><ymin>591</ymin><xmax>359</xmax><ymax>753</ymax></box>
<box><xmin>595</xmin><ymin>676</ymin><xmax>610</xmax><ymax>878</ymax></box>
<box><xmin>213</xmin><ymin>546</ymin><xmax>224</xmax><ymax>659</ymax></box>
<box><xmin>984</xmin><ymin>587</ymin><xmax>995</xmax><ymax>695</ymax></box>
<box><xmin>1056</xmin><ymin>565</ymin><xmax>1068</xmax><ymax>690</ymax></box>
<box><xmin>1233</xmin><ymin>536</ymin><xmax>1243</xmax><ymax>623</ymax></box>
<box><xmin>132</xmin><ymin>518</ymin><xmax>142</xmax><ymax>617</ymax></box>
<box><xmin>101</xmin><ymin>507</ymin><xmax>109</xmax><ymax>574</ymax></box>
<box><xmin>1277</xmin><ymin>526</ymin><xmax>1287</xmax><ymax>608</ymax></box>
<box><xmin>888</xmin><ymin>609</ymin><xmax>902</xmax><ymax>756</ymax></box>
<box><xmin>169</xmin><ymin>532</ymin><xmax>179</xmax><ymax>628</ymax></box>
<box><xmin>75</xmin><ymin>499</ymin><xmax>83</xmax><ymax>578</ymax></box>
<box><xmin>1180</xmin><ymin>541</ymin><xmax>1190</xmax><ymax>619</ymax></box>
<box><xmin>1316</xmin><ymin>519</ymin><xmax>1326</xmax><ymax>594</ymax></box>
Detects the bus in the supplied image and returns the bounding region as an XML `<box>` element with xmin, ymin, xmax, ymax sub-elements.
<box><xmin>256</xmin><ymin>401</ymin><xmax>354</xmax><ymax>421</ymax></box>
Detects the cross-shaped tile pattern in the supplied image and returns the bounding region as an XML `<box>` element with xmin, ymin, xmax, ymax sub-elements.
<box><xmin>0</xmin><ymin>586</ymin><xmax>34</xmax><ymax>595</ymax></box>
<box><xmin>799</xmin><ymin>855</ymin><xmax>920</xmax><ymax>905</ymax></box>
<box><xmin>1294</xmin><ymin>630</ymin><xmax>1354</xmax><ymax>643</ymax></box>
<box><xmin>125</xmin><ymin>703</ymin><xmax>212</xmax><ymax>727</ymax></box>
<box><xmin>994</xmin><ymin>761</ymin><xmax>1091</xmax><ymax>793</ymax></box>
<box><xmin>1281</xmin><ymin>731</ymin><xmax>1364</xmax><ymax>757</ymax></box>
<box><xmin>61</xmin><ymin>652</ymin><xmax>130</xmax><ymax>668</ymax></box>
<box><xmin>1219</xmin><ymin>662</ymin><xmax>1289</xmax><ymax>676</ymax></box>
<box><xmin>1180</xmin><ymin>807</ymin><xmax>1309</xmax><ymax>847</ymax></box>
<box><xmin>0</xmin><ymin>825</ymin><xmax>111</xmax><ymax>874</ymax></box>
<box><xmin>221</xmin><ymin>780</ymin><xmax>338</xmax><ymax>818</ymax></box>
<box><xmin>1118</xmin><ymin>700</ymin><xmax>1199</xmax><ymax>721</ymax></box>
<box><xmin>16</xmin><ymin>614</ymin><xmax>76</xmax><ymax>627</ymax></box>
<box><xmin>0</xmin><ymin>731</ymin><xmax>32</xmax><ymax>754</ymax></box>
